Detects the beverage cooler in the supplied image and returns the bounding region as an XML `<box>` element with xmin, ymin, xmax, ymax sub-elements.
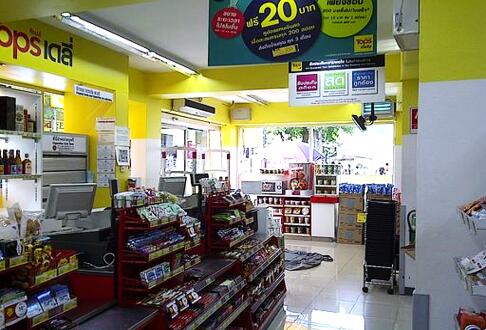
<box><xmin>42</xmin><ymin>133</ymin><xmax>89</xmax><ymax>203</ymax></box>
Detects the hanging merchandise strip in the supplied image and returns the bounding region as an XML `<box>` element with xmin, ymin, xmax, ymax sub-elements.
<box><xmin>96</xmin><ymin>117</ymin><xmax>116</xmax><ymax>187</ymax></box>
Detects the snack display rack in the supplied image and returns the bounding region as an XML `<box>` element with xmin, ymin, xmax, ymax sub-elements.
<box><xmin>115</xmin><ymin>192</ymin><xmax>286</xmax><ymax>329</ymax></box>
<box><xmin>117</xmin><ymin>204</ymin><xmax>189</xmax><ymax>304</ymax></box>
<box><xmin>0</xmin><ymin>250</ymin><xmax>79</xmax><ymax>329</ymax></box>
<box><xmin>314</xmin><ymin>164</ymin><xmax>339</xmax><ymax>196</ymax></box>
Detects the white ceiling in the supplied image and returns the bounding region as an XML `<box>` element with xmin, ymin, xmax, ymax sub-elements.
<box><xmin>45</xmin><ymin>0</ymin><xmax>397</xmax><ymax>73</ymax></box>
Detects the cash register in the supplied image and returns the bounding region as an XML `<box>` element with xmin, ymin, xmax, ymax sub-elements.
<box><xmin>42</xmin><ymin>183</ymin><xmax>113</xmax><ymax>266</ymax></box>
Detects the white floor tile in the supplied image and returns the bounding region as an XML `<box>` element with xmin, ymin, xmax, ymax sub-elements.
<box><xmin>396</xmin><ymin>306</ymin><xmax>412</xmax><ymax>321</ymax></box>
<box><xmin>350</xmin><ymin>301</ymin><xmax>398</xmax><ymax>319</ymax></box>
<box><xmin>284</xmin><ymin>240</ymin><xmax>405</xmax><ymax>330</ymax></box>
<box><xmin>394</xmin><ymin>319</ymin><xmax>412</xmax><ymax>330</ymax></box>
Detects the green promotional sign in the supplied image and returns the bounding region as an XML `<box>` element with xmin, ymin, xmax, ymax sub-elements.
<box><xmin>209</xmin><ymin>0</ymin><xmax>377</xmax><ymax>66</ymax></box>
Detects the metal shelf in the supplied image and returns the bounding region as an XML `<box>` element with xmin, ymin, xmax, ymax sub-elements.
<box><xmin>0</xmin><ymin>174</ymin><xmax>42</xmax><ymax>181</ymax></box>
<box><xmin>248</xmin><ymin>250</ymin><xmax>282</xmax><ymax>282</ymax></box>
<box><xmin>0</xmin><ymin>130</ymin><xmax>41</xmax><ymax>140</ymax></box>
<box><xmin>284</xmin><ymin>205</ymin><xmax>310</xmax><ymax>208</ymax></box>
<box><xmin>283</xmin><ymin>214</ymin><xmax>310</xmax><ymax>218</ymax></box>
<box><xmin>453</xmin><ymin>257</ymin><xmax>486</xmax><ymax>296</ymax></box>
<box><xmin>457</xmin><ymin>207</ymin><xmax>486</xmax><ymax>234</ymax></box>
<box><xmin>284</xmin><ymin>223</ymin><xmax>310</xmax><ymax>227</ymax></box>
<box><xmin>284</xmin><ymin>233</ymin><xmax>311</xmax><ymax>237</ymax></box>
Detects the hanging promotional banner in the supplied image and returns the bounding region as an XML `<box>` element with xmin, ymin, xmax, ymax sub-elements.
<box><xmin>209</xmin><ymin>0</ymin><xmax>377</xmax><ymax>66</ymax></box>
<box><xmin>288</xmin><ymin>55</ymin><xmax>385</xmax><ymax>106</ymax></box>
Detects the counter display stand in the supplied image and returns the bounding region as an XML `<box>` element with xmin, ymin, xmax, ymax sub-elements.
<box><xmin>0</xmin><ymin>250</ymin><xmax>79</xmax><ymax>329</ymax></box>
<box><xmin>116</xmin><ymin>196</ymin><xmax>286</xmax><ymax>329</ymax></box>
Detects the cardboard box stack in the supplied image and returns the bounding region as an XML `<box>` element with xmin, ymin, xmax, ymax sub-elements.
<box><xmin>338</xmin><ymin>193</ymin><xmax>365</xmax><ymax>244</ymax></box>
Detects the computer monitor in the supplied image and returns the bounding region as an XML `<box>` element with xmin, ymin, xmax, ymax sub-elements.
<box><xmin>158</xmin><ymin>176</ymin><xmax>187</xmax><ymax>197</ymax></box>
<box><xmin>190</xmin><ymin>173</ymin><xmax>209</xmax><ymax>186</ymax></box>
<box><xmin>46</xmin><ymin>183</ymin><xmax>97</xmax><ymax>220</ymax></box>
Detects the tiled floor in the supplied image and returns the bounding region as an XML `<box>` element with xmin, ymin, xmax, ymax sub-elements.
<box><xmin>283</xmin><ymin>239</ymin><xmax>412</xmax><ymax>330</ymax></box>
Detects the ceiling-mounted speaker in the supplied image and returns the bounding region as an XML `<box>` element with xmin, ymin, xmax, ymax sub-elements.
<box><xmin>231</xmin><ymin>107</ymin><xmax>251</xmax><ymax>121</ymax></box>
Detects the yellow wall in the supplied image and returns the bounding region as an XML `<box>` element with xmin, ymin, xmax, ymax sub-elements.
<box><xmin>420</xmin><ymin>0</ymin><xmax>486</xmax><ymax>82</ymax></box>
<box><xmin>147</xmin><ymin>53</ymin><xmax>402</xmax><ymax>97</ymax></box>
<box><xmin>0</xmin><ymin>19</ymin><xmax>131</xmax><ymax>207</ymax></box>
<box><xmin>129</xmin><ymin>68</ymin><xmax>164</xmax><ymax>139</ymax></box>
<box><xmin>232</xmin><ymin>102</ymin><xmax>362</xmax><ymax>126</ymax></box>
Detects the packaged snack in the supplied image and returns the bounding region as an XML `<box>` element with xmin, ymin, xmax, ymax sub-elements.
<box><xmin>22</xmin><ymin>210</ymin><xmax>43</xmax><ymax>239</ymax></box>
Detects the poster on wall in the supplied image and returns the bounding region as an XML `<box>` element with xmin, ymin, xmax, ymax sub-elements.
<box><xmin>209</xmin><ymin>0</ymin><xmax>377</xmax><ymax>66</ymax></box>
<box><xmin>288</xmin><ymin>55</ymin><xmax>385</xmax><ymax>106</ymax></box>
<box><xmin>410</xmin><ymin>107</ymin><xmax>418</xmax><ymax>134</ymax></box>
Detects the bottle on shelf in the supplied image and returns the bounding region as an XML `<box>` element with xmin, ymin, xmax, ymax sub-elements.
<box><xmin>15</xmin><ymin>150</ymin><xmax>22</xmax><ymax>175</ymax></box>
<box><xmin>8</xmin><ymin>150</ymin><xmax>15</xmax><ymax>174</ymax></box>
<box><xmin>22</xmin><ymin>154</ymin><xmax>32</xmax><ymax>175</ymax></box>
<box><xmin>0</xmin><ymin>151</ymin><xmax>4</xmax><ymax>175</ymax></box>
<box><xmin>3</xmin><ymin>150</ymin><xmax>9</xmax><ymax>175</ymax></box>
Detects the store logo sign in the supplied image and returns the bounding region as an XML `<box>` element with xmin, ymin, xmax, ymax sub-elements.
<box><xmin>354</xmin><ymin>34</ymin><xmax>373</xmax><ymax>53</ymax></box>
<box><xmin>0</xmin><ymin>24</ymin><xmax>73</xmax><ymax>67</ymax></box>
<box><xmin>324</xmin><ymin>72</ymin><xmax>347</xmax><ymax>91</ymax></box>
<box><xmin>297</xmin><ymin>74</ymin><xmax>318</xmax><ymax>92</ymax></box>
<box><xmin>352</xmin><ymin>70</ymin><xmax>375</xmax><ymax>89</ymax></box>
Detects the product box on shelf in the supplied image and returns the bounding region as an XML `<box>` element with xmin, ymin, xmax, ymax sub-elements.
<box><xmin>0</xmin><ymin>96</ymin><xmax>16</xmax><ymax>131</ymax></box>
<box><xmin>338</xmin><ymin>211</ymin><xmax>364</xmax><ymax>229</ymax></box>
<box><xmin>337</xmin><ymin>226</ymin><xmax>363</xmax><ymax>245</ymax></box>
<box><xmin>366</xmin><ymin>193</ymin><xmax>392</xmax><ymax>201</ymax></box>
<box><xmin>338</xmin><ymin>194</ymin><xmax>365</xmax><ymax>213</ymax></box>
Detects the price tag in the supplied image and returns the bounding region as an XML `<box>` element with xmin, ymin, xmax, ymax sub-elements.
<box><xmin>63</xmin><ymin>298</ymin><xmax>77</xmax><ymax>312</ymax></box>
<box><xmin>32</xmin><ymin>312</ymin><xmax>49</xmax><ymax>326</ymax></box>
<box><xmin>35</xmin><ymin>269</ymin><xmax>57</xmax><ymax>285</ymax></box>
<box><xmin>9</xmin><ymin>255</ymin><xmax>27</xmax><ymax>267</ymax></box>
<box><xmin>357</xmin><ymin>213</ymin><xmax>367</xmax><ymax>223</ymax></box>
<box><xmin>0</xmin><ymin>259</ymin><xmax>6</xmax><ymax>271</ymax></box>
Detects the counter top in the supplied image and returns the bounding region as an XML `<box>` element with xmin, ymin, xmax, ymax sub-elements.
<box><xmin>77</xmin><ymin>306</ymin><xmax>158</xmax><ymax>330</ymax></box>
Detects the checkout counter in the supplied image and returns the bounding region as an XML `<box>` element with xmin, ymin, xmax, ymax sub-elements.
<box><xmin>41</xmin><ymin>183</ymin><xmax>160</xmax><ymax>329</ymax></box>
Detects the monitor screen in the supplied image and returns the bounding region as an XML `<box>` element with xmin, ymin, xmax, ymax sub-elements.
<box><xmin>191</xmin><ymin>173</ymin><xmax>209</xmax><ymax>186</ymax></box>
<box><xmin>46</xmin><ymin>183</ymin><xmax>97</xmax><ymax>220</ymax></box>
<box><xmin>158</xmin><ymin>176</ymin><xmax>187</xmax><ymax>197</ymax></box>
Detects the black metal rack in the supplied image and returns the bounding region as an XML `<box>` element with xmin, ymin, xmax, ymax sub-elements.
<box><xmin>362</xmin><ymin>200</ymin><xmax>398</xmax><ymax>294</ymax></box>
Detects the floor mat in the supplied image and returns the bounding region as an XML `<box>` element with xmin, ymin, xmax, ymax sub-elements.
<box><xmin>285</xmin><ymin>249</ymin><xmax>333</xmax><ymax>271</ymax></box>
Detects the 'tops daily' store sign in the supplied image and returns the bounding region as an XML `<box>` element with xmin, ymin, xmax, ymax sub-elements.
<box><xmin>209</xmin><ymin>0</ymin><xmax>377</xmax><ymax>66</ymax></box>
<box><xmin>288</xmin><ymin>55</ymin><xmax>385</xmax><ymax>106</ymax></box>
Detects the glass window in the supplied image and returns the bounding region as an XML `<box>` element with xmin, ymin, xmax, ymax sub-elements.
<box><xmin>160</xmin><ymin>119</ymin><xmax>222</xmax><ymax>178</ymax></box>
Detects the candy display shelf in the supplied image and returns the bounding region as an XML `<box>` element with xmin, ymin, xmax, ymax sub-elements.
<box><xmin>257</xmin><ymin>291</ymin><xmax>287</xmax><ymax>330</ymax></box>
<box><xmin>251</xmin><ymin>272</ymin><xmax>285</xmax><ymax>313</ymax></box>
<box><xmin>121</xmin><ymin>241</ymin><xmax>186</xmax><ymax>264</ymax></box>
<box><xmin>457</xmin><ymin>207</ymin><xmax>486</xmax><ymax>234</ymax></box>
<box><xmin>248</xmin><ymin>250</ymin><xmax>283</xmax><ymax>282</ymax></box>
<box><xmin>28</xmin><ymin>297</ymin><xmax>77</xmax><ymax>328</ymax></box>
<box><xmin>453</xmin><ymin>257</ymin><xmax>486</xmax><ymax>296</ymax></box>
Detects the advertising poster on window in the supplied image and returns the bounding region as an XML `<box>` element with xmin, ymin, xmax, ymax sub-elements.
<box><xmin>288</xmin><ymin>54</ymin><xmax>385</xmax><ymax>106</ymax></box>
<box><xmin>209</xmin><ymin>0</ymin><xmax>377</xmax><ymax>66</ymax></box>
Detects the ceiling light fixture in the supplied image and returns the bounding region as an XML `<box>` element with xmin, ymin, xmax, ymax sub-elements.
<box><xmin>57</xmin><ymin>13</ymin><xmax>198</xmax><ymax>76</ymax></box>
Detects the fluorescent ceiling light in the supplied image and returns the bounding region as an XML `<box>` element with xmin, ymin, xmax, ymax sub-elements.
<box><xmin>57</xmin><ymin>13</ymin><xmax>197</xmax><ymax>75</ymax></box>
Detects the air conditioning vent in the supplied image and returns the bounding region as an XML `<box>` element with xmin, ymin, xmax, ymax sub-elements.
<box><xmin>393</xmin><ymin>0</ymin><xmax>419</xmax><ymax>50</ymax></box>
<box><xmin>363</xmin><ymin>102</ymin><xmax>395</xmax><ymax>119</ymax></box>
<box><xmin>172</xmin><ymin>99</ymin><xmax>216</xmax><ymax>118</ymax></box>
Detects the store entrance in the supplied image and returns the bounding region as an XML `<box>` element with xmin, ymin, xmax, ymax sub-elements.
<box><xmin>237</xmin><ymin>123</ymin><xmax>410</xmax><ymax>329</ymax></box>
